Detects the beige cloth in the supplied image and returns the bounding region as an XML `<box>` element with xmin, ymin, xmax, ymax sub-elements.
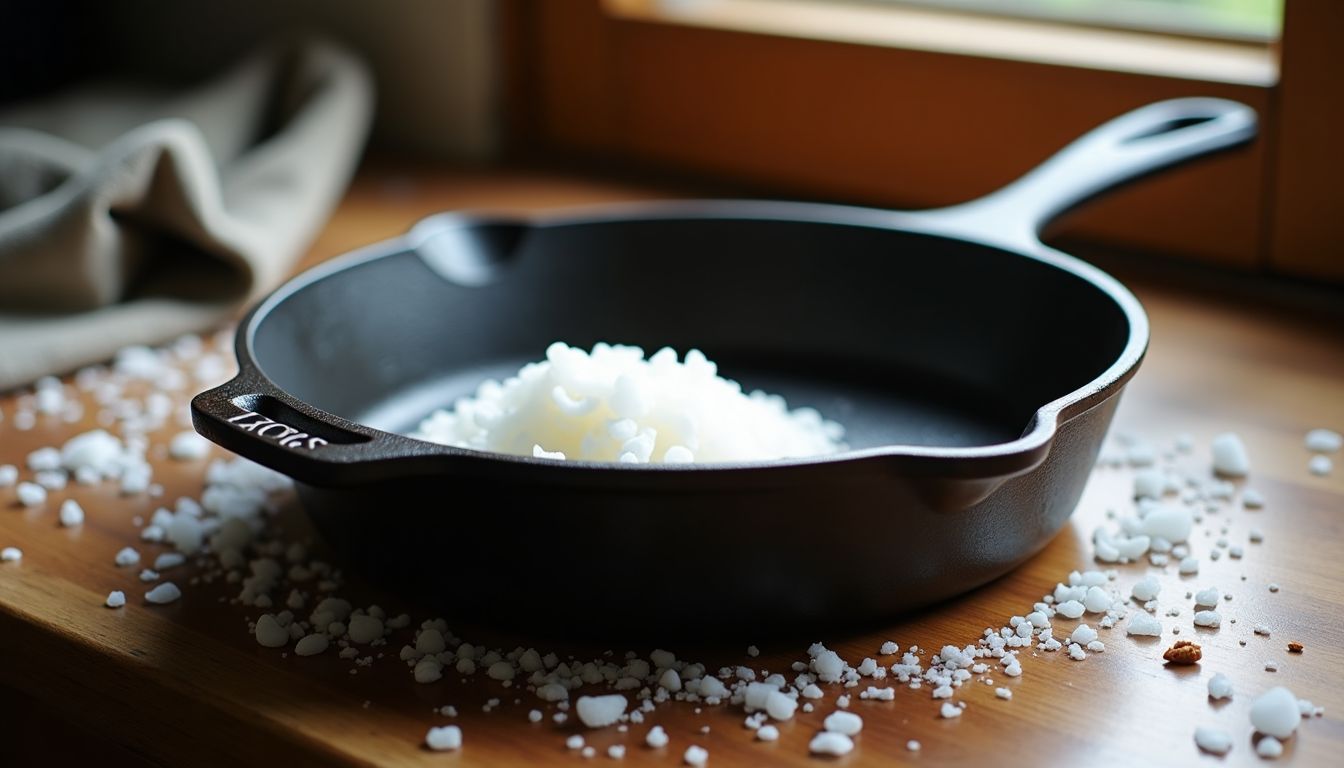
<box><xmin>0</xmin><ymin>39</ymin><xmax>373</xmax><ymax>389</ymax></box>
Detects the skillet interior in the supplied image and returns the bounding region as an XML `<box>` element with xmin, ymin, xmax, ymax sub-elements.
<box><xmin>248</xmin><ymin>216</ymin><xmax>1132</xmax><ymax>454</ymax></box>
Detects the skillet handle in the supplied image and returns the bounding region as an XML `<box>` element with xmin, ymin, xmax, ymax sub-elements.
<box><xmin>914</xmin><ymin>98</ymin><xmax>1257</xmax><ymax>250</ymax></box>
<box><xmin>190</xmin><ymin>370</ymin><xmax>425</xmax><ymax>486</ymax></box>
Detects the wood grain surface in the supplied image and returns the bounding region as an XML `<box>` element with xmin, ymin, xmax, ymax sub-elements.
<box><xmin>2</xmin><ymin>166</ymin><xmax>1342</xmax><ymax>767</ymax></box>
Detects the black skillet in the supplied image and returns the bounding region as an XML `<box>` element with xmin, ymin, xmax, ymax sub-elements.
<box><xmin>193</xmin><ymin>98</ymin><xmax>1255</xmax><ymax>634</ymax></box>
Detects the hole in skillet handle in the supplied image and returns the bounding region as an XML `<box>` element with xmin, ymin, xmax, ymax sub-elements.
<box><xmin>225</xmin><ymin>394</ymin><xmax>370</xmax><ymax>449</ymax></box>
<box><xmin>1124</xmin><ymin>115</ymin><xmax>1218</xmax><ymax>142</ymax></box>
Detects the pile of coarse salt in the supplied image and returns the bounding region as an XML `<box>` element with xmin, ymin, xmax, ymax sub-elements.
<box><xmin>412</xmin><ymin>342</ymin><xmax>845</xmax><ymax>464</ymax></box>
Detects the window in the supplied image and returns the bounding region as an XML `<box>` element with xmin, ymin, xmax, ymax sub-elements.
<box><xmin>505</xmin><ymin>0</ymin><xmax>1341</xmax><ymax>281</ymax></box>
<box><xmin>883</xmin><ymin>0</ymin><xmax>1283</xmax><ymax>42</ymax></box>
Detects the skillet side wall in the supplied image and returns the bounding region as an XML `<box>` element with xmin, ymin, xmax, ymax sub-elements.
<box><xmin>295</xmin><ymin>393</ymin><xmax>1120</xmax><ymax>638</ymax></box>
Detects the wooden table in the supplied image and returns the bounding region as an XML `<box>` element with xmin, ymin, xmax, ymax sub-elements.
<box><xmin>3</xmin><ymin>166</ymin><xmax>1343</xmax><ymax>766</ymax></box>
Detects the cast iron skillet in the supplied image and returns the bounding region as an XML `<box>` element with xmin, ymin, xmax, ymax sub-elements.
<box><xmin>193</xmin><ymin>99</ymin><xmax>1255</xmax><ymax>635</ymax></box>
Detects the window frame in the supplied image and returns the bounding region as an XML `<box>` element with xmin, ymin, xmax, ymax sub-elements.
<box><xmin>502</xmin><ymin>0</ymin><xmax>1339</xmax><ymax>280</ymax></box>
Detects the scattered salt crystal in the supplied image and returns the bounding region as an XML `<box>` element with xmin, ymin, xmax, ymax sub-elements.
<box><xmin>747</xmin><ymin>645</ymin><xmax>760</xmax><ymax>657</ymax></box>
<box><xmin>608</xmin><ymin>745</ymin><xmax>626</xmax><ymax>759</ymax></box>
<box><xmin>1134</xmin><ymin>469</ymin><xmax>1165</xmax><ymax>499</ymax></box>
<box><xmin>995</xmin><ymin>687</ymin><xmax>1012</xmax><ymax>700</ymax></box>
<box><xmin>1193</xmin><ymin>610</ymin><xmax>1221</xmax><ymax>628</ymax></box>
<box><xmin>58</xmin><ymin>499</ymin><xmax>85</xmax><ymax>527</ymax></box>
<box><xmin>1268</xmin><ymin>583</ymin><xmax>1280</xmax><ymax>593</ymax></box>
<box><xmin>1194</xmin><ymin>587</ymin><xmax>1220</xmax><ymax>607</ymax></box>
<box><xmin>1132</xmin><ymin>576</ymin><xmax>1161</xmax><ymax>602</ymax></box>
<box><xmin>1067</xmin><ymin>643</ymin><xmax>1086</xmax><ymax>661</ymax></box>
<box><xmin>1242</xmin><ymin>488</ymin><xmax>1265</xmax><ymax>508</ymax></box>
<box><xmin>1056</xmin><ymin>600</ymin><xmax>1085</xmax><ymax>619</ymax></box>
<box><xmin>348</xmin><ymin>615</ymin><xmax>385</xmax><ymax>644</ymax></box>
<box><xmin>1250</xmin><ymin>687</ymin><xmax>1300</xmax><ymax>738</ymax></box>
<box><xmin>1070</xmin><ymin>624</ymin><xmax>1099</xmax><ymax>645</ymax></box>
<box><xmin>756</xmin><ymin>725</ymin><xmax>779</xmax><ymax>742</ymax></box>
<box><xmin>1264</xmin><ymin>661</ymin><xmax>1278</xmax><ymax>672</ymax></box>
<box><xmin>645</xmin><ymin>725</ymin><xmax>669</xmax><ymax>748</ymax></box>
<box><xmin>26</xmin><ymin>447</ymin><xmax>62</xmax><ymax>472</ymax></box>
<box><xmin>1194</xmin><ymin>726</ymin><xmax>1232</xmax><ymax>755</ymax></box>
<box><xmin>1256</xmin><ymin>736</ymin><xmax>1283</xmax><ymax>758</ymax></box>
<box><xmin>1205</xmin><ymin>673</ymin><xmax>1233</xmax><ymax>700</ymax></box>
<box><xmin>1305</xmin><ymin>428</ymin><xmax>1342</xmax><ymax>453</ymax></box>
<box><xmin>1309</xmin><ymin>455</ymin><xmax>1333</xmax><ymax>476</ymax></box>
<box><xmin>16</xmin><ymin>482</ymin><xmax>47</xmax><ymax>507</ymax></box>
<box><xmin>145</xmin><ymin>582</ymin><xmax>181</xmax><ymax>604</ymax></box>
<box><xmin>154</xmin><ymin>552</ymin><xmax>186</xmax><ymax>570</ymax></box>
<box><xmin>255</xmin><ymin>614</ymin><xmax>289</xmax><ymax>647</ymax></box>
<box><xmin>939</xmin><ymin>702</ymin><xmax>962</xmax><ymax>718</ymax></box>
<box><xmin>1179</xmin><ymin>556</ymin><xmax>1200</xmax><ymax>575</ymax></box>
<box><xmin>114</xmin><ymin>547</ymin><xmax>141</xmax><ymax>566</ymax></box>
<box><xmin>2</xmin><ymin>546</ymin><xmax>23</xmax><ymax>562</ymax></box>
<box><xmin>425</xmin><ymin>725</ymin><xmax>462</xmax><ymax>751</ymax></box>
<box><xmin>879</xmin><ymin>640</ymin><xmax>899</xmax><ymax>655</ymax></box>
<box><xmin>567</xmin><ymin>735</ymin><xmax>586</xmax><ymax>750</ymax></box>
<box><xmin>295</xmin><ymin>633</ymin><xmax>329</xmax><ymax>656</ymax></box>
<box><xmin>1126</xmin><ymin>612</ymin><xmax>1162</xmax><ymax>636</ymax></box>
<box><xmin>823</xmin><ymin>711</ymin><xmax>863</xmax><ymax>735</ymax></box>
<box><xmin>1211</xmin><ymin>433</ymin><xmax>1250</xmax><ymax>477</ymax></box>
<box><xmin>0</xmin><ymin>465</ymin><xmax>17</xmax><ymax>487</ymax></box>
<box><xmin>683</xmin><ymin>745</ymin><xmax>709</xmax><ymax>766</ymax></box>
<box><xmin>808</xmin><ymin>731</ymin><xmax>854</xmax><ymax>755</ymax></box>
<box><xmin>577</xmin><ymin>694</ymin><xmax>627</xmax><ymax>728</ymax></box>
<box><xmin>1083</xmin><ymin>586</ymin><xmax>1112</xmax><ymax>613</ymax></box>
<box><xmin>105</xmin><ymin>590</ymin><xmax>125</xmax><ymax>608</ymax></box>
<box><xmin>1249</xmin><ymin>528</ymin><xmax>1264</xmax><ymax>543</ymax></box>
<box><xmin>1141</xmin><ymin>505</ymin><xmax>1192</xmax><ymax>543</ymax></box>
<box><xmin>907</xmin><ymin>740</ymin><xmax>921</xmax><ymax>752</ymax></box>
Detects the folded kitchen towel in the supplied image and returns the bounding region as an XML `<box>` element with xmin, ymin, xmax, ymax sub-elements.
<box><xmin>0</xmin><ymin>38</ymin><xmax>373</xmax><ymax>390</ymax></box>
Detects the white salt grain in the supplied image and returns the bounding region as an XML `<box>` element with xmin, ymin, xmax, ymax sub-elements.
<box><xmin>1194</xmin><ymin>726</ymin><xmax>1233</xmax><ymax>755</ymax></box>
<box><xmin>1256</xmin><ymin>736</ymin><xmax>1283</xmax><ymax>758</ymax></box>
<box><xmin>1305</xmin><ymin>428</ymin><xmax>1342</xmax><ymax>453</ymax></box>
<box><xmin>348</xmin><ymin>615</ymin><xmax>384</xmax><ymax>644</ymax></box>
<box><xmin>567</xmin><ymin>735</ymin><xmax>586</xmax><ymax>750</ymax></box>
<box><xmin>823</xmin><ymin>711</ymin><xmax>863</xmax><ymax>735</ymax></box>
<box><xmin>1211</xmin><ymin>433</ymin><xmax>1250</xmax><ymax>476</ymax></box>
<box><xmin>255</xmin><ymin>614</ymin><xmax>289</xmax><ymax>647</ymax></box>
<box><xmin>1309</xmin><ymin>455</ymin><xmax>1333</xmax><ymax>476</ymax></box>
<box><xmin>939</xmin><ymin>702</ymin><xmax>963</xmax><ymax>718</ymax></box>
<box><xmin>114</xmin><ymin>547</ymin><xmax>141</xmax><ymax>566</ymax></box>
<box><xmin>577</xmin><ymin>694</ymin><xmax>628</xmax><ymax>728</ymax></box>
<box><xmin>809</xmin><ymin>732</ymin><xmax>854</xmax><ymax>755</ymax></box>
<box><xmin>2</xmin><ymin>546</ymin><xmax>23</xmax><ymax>563</ymax></box>
<box><xmin>1208</xmin><ymin>673</ymin><xmax>1233</xmax><ymax>700</ymax></box>
<box><xmin>645</xmin><ymin>725</ymin><xmax>669</xmax><ymax>748</ymax></box>
<box><xmin>683</xmin><ymin>745</ymin><xmax>709</xmax><ymax>766</ymax></box>
<box><xmin>105</xmin><ymin>590</ymin><xmax>126</xmax><ymax>608</ymax></box>
<box><xmin>608</xmin><ymin>745</ymin><xmax>627</xmax><ymax>759</ymax></box>
<box><xmin>1141</xmin><ymin>505</ymin><xmax>1192</xmax><ymax>543</ymax></box>
<box><xmin>1070</xmin><ymin>624</ymin><xmax>1099</xmax><ymax>645</ymax></box>
<box><xmin>168</xmin><ymin>431</ymin><xmax>212</xmax><ymax>461</ymax></box>
<box><xmin>144</xmin><ymin>582</ymin><xmax>181</xmax><ymax>605</ymax></box>
<box><xmin>1126</xmin><ymin>612</ymin><xmax>1163</xmax><ymax>637</ymax></box>
<box><xmin>1179</xmin><ymin>556</ymin><xmax>1200</xmax><ymax>575</ymax></box>
<box><xmin>907</xmin><ymin>740</ymin><xmax>921</xmax><ymax>752</ymax></box>
<box><xmin>1132</xmin><ymin>576</ymin><xmax>1161</xmax><ymax>602</ymax></box>
<box><xmin>756</xmin><ymin>725</ymin><xmax>779</xmax><ymax>742</ymax></box>
<box><xmin>0</xmin><ymin>465</ymin><xmax>18</xmax><ymax>487</ymax></box>
<box><xmin>1194</xmin><ymin>586</ymin><xmax>1220</xmax><ymax>607</ymax></box>
<box><xmin>1056</xmin><ymin>600</ymin><xmax>1085</xmax><ymax>619</ymax></box>
<box><xmin>1083</xmin><ymin>586</ymin><xmax>1111</xmax><ymax>613</ymax></box>
<box><xmin>995</xmin><ymin>687</ymin><xmax>1013</xmax><ymax>700</ymax></box>
<box><xmin>153</xmin><ymin>552</ymin><xmax>185</xmax><ymax>570</ymax></box>
<box><xmin>1250</xmin><ymin>687</ymin><xmax>1300</xmax><ymax>738</ymax></box>
<box><xmin>16</xmin><ymin>482</ymin><xmax>46</xmax><ymax>507</ymax></box>
<box><xmin>1194</xmin><ymin>610</ymin><xmax>1222</xmax><ymax>628</ymax></box>
<box><xmin>58</xmin><ymin>499</ymin><xmax>84</xmax><ymax>527</ymax></box>
<box><xmin>295</xmin><ymin>633</ymin><xmax>330</xmax><ymax>656</ymax></box>
<box><xmin>425</xmin><ymin>725</ymin><xmax>462</xmax><ymax>751</ymax></box>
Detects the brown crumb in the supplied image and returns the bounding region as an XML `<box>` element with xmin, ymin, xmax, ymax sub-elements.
<box><xmin>1163</xmin><ymin>639</ymin><xmax>1203</xmax><ymax>665</ymax></box>
<box><xmin>1288</xmin><ymin>641</ymin><xmax>1304</xmax><ymax>653</ymax></box>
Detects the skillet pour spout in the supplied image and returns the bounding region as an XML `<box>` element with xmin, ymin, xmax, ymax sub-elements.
<box><xmin>193</xmin><ymin>98</ymin><xmax>1256</xmax><ymax>634</ymax></box>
